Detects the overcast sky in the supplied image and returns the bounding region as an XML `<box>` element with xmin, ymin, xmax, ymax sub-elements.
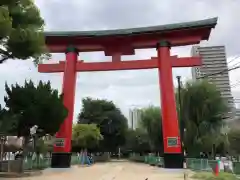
<box><xmin>1</xmin><ymin>0</ymin><xmax>240</xmax><ymax>122</ymax></box>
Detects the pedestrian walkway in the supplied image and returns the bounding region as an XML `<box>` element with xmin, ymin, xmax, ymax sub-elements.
<box><xmin>3</xmin><ymin>161</ymin><xmax>192</xmax><ymax>180</ymax></box>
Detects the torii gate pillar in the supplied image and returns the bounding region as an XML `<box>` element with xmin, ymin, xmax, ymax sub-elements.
<box><xmin>51</xmin><ymin>47</ymin><xmax>78</xmax><ymax>168</ymax></box>
<box><xmin>157</xmin><ymin>41</ymin><xmax>182</xmax><ymax>168</ymax></box>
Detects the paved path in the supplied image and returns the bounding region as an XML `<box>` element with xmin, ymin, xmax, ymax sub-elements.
<box><xmin>6</xmin><ymin>161</ymin><xmax>192</xmax><ymax>180</ymax></box>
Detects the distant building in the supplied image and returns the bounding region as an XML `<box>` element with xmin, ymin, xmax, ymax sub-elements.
<box><xmin>191</xmin><ymin>45</ymin><xmax>235</xmax><ymax>121</ymax></box>
<box><xmin>129</xmin><ymin>108</ymin><xmax>142</xmax><ymax>129</ymax></box>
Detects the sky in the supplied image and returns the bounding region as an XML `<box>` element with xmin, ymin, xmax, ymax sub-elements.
<box><xmin>0</xmin><ymin>0</ymin><xmax>240</xmax><ymax>122</ymax></box>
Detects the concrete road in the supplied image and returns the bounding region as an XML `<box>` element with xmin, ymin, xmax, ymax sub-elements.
<box><xmin>7</xmin><ymin>161</ymin><xmax>191</xmax><ymax>180</ymax></box>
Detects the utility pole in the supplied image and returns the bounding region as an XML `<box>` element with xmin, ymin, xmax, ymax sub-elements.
<box><xmin>176</xmin><ymin>76</ymin><xmax>183</xmax><ymax>139</ymax></box>
<box><xmin>176</xmin><ymin>76</ymin><xmax>186</xmax><ymax>167</ymax></box>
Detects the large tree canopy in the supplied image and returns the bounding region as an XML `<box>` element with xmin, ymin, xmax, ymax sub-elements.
<box><xmin>139</xmin><ymin>106</ymin><xmax>163</xmax><ymax>153</ymax></box>
<box><xmin>178</xmin><ymin>80</ymin><xmax>228</xmax><ymax>156</ymax></box>
<box><xmin>78</xmin><ymin>97</ymin><xmax>128</xmax><ymax>151</ymax></box>
<box><xmin>3</xmin><ymin>80</ymin><xmax>68</xmax><ymax>137</ymax></box>
<box><xmin>228</xmin><ymin>129</ymin><xmax>240</xmax><ymax>155</ymax></box>
<box><xmin>0</xmin><ymin>0</ymin><xmax>48</xmax><ymax>64</ymax></box>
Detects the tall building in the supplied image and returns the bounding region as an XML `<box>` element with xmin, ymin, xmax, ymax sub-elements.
<box><xmin>129</xmin><ymin>108</ymin><xmax>142</xmax><ymax>129</ymax></box>
<box><xmin>191</xmin><ymin>45</ymin><xmax>235</xmax><ymax>120</ymax></box>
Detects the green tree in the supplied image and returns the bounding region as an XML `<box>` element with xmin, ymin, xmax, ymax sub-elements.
<box><xmin>0</xmin><ymin>105</ymin><xmax>6</xmax><ymax>133</ymax></box>
<box><xmin>34</xmin><ymin>138</ymin><xmax>52</xmax><ymax>155</ymax></box>
<box><xmin>72</xmin><ymin>124</ymin><xmax>103</xmax><ymax>152</ymax></box>
<box><xmin>178</xmin><ymin>80</ymin><xmax>228</xmax><ymax>156</ymax></box>
<box><xmin>124</xmin><ymin>128</ymin><xmax>150</xmax><ymax>154</ymax></box>
<box><xmin>4</xmin><ymin>80</ymin><xmax>68</xmax><ymax>137</ymax></box>
<box><xmin>78</xmin><ymin>97</ymin><xmax>128</xmax><ymax>152</ymax></box>
<box><xmin>0</xmin><ymin>0</ymin><xmax>49</xmax><ymax>64</ymax></box>
<box><xmin>228</xmin><ymin>129</ymin><xmax>240</xmax><ymax>155</ymax></box>
<box><xmin>3</xmin><ymin>80</ymin><xmax>67</xmax><ymax>171</ymax></box>
<box><xmin>0</xmin><ymin>105</ymin><xmax>17</xmax><ymax>135</ymax></box>
<box><xmin>139</xmin><ymin>106</ymin><xmax>163</xmax><ymax>154</ymax></box>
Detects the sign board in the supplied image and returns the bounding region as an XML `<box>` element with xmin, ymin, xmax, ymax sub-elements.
<box><xmin>55</xmin><ymin>138</ymin><xmax>65</xmax><ymax>147</ymax></box>
<box><xmin>167</xmin><ymin>137</ymin><xmax>178</xmax><ymax>147</ymax></box>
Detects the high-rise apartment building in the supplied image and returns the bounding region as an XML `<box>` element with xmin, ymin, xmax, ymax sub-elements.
<box><xmin>191</xmin><ymin>45</ymin><xmax>235</xmax><ymax>120</ymax></box>
<box><xmin>129</xmin><ymin>108</ymin><xmax>142</xmax><ymax>129</ymax></box>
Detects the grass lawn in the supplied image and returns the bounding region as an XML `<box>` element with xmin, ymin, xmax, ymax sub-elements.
<box><xmin>191</xmin><ymin>172</ymin><xmax>238</xmax><ymax>180</ymax></box>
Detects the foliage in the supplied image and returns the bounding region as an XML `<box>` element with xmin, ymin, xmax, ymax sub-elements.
<box><xmin>3</xmin><ymin>80</ymin><xmax>68</xmax><ymax>137</ymax></box>
<box><xmin>0</xmin><ymin>0</ymin><xmax>49</xmax><ymax>64</ymax></box>
<box><xmin>72</xmin><ymin>123</ymin><xmax>103</xmax><ymax>150</ymax></box>
<box><xmin>0</xmin><ymin>104</ymin><xmax>18</xmax><ymax>135</ymax></box>
<box><xmin>78</xmin><ymin>97</ymin><xmax>128</xmax><ymax>151</ymax></box>
<box><xmin>34</xmin><ymin>135</ymin><xmax>54</xmax><ymax>153</ymax></box>
<box><xmin>228</xmin><ymin>129</ymin><xmax>240</xmax><ymax>155</ymax></box>
<box><xmin>139</xmin><ymin>106</ymin><xmax>163</xmax><ymax>153</ymax></box>
<box><xmin>177</xmin><ymin>80</ymin><xmax>228</xmax><ymax>156</ymax></box>
<box><xmin>124</xmin><ymin>128</ymin><xmax>150</xmax><ymax>153</ymax></box>
<box><xmin>0</xmin><ymin>105</ymin><xmax>6</xmax><ymax>133</ymax></box>
<box><xmin>34</xmin><ymin>138</ymin><xmax>49</xmax><ymax>154</ymax></box>
<box><xmin>130</xmin><ymin>80</ymin><xmax>228</xmax><ymax>156</ymax></box>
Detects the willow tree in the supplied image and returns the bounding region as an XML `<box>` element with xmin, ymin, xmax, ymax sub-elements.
<box><xmin>177</xmin><ymin>80</ymin><xmax>228</xmax><ymax>156</ymax></box>
<box><xmin>139</xmin><ymin>106</ymin><xmax>163</xmax><ymax>154</ymax></box>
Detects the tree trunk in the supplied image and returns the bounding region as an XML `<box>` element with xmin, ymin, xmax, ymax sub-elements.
<box><xmin>20</xmin><ymin>136</ymin><xmax>30</xmax><ymax>173</ymax></box>
<box><xmin>0</xmin><ymin>138</ymin><xmax>3</xmax><ymax>161</ymax></box>
<box><xmin>36</xmin><ymin>152</ymin><xmax>40</xmax><ymax>169</ymax></box>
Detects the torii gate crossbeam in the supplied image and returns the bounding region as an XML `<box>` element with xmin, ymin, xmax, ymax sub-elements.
<box><xmin>39</xmin><ymin>46</ymin><xmax>201</xmax><ymax>167</ymax></box>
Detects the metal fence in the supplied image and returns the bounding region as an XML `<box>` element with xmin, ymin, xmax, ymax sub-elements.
<box><xmin>129</xmin><ymin>154</ymin><xmax>240</xmax><ymax>175</ymax></box>
<box><xmin>22</xmin><ymin>153</ymin><xmax>110</xmax><ymax>170</ymax></box>
<box><xmin>23</xmin><ymin>155</ymin><xmax>81</xmax><ymax>170</ymax></box>
<box><xmin>186</xmin><ymin>158</ymin><xmax>217</xmax><ymax>171</ymax></box>
<box><xmin>23</xmin><ymin>157</ymin><xmax>52</xmax><ymax>170</ymax></box>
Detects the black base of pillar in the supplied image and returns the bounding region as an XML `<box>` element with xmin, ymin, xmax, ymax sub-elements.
<box><xmin>51</xmin><ymin>152</ymin><xmax>72</xmax><ymax>168</ymax></box>
<box><xmin>163</xmin><ymin>153</ymin><xmax>184</xmax><ymax>169</ymax></box>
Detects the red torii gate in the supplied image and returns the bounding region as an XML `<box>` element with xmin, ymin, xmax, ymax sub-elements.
<box><xmin>38</xmin><ymin>17</ymin><xmax>217</xmax><ymax>168</ymax></box>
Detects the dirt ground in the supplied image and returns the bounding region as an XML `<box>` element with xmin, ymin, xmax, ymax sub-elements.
<box><xmin>4</xmin><ymin>161</ymin><xmax>193</xmax><ymax>180</ymax></box>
